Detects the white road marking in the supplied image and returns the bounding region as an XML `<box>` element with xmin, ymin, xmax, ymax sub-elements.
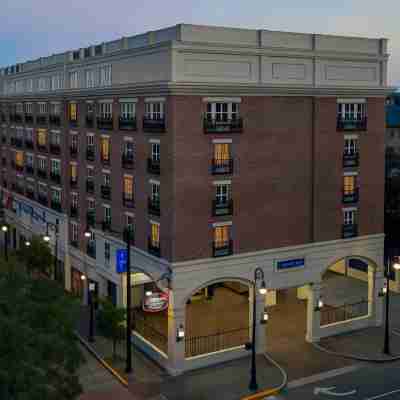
<box><xmin>314</xmin><ymin>386</ymin><xmax>357</xmax><ymax>397</ymax></box>
<box><xmin>364</xmin><ymin>388</ymin><xmax>400</xmax><ymax>400</ymax></box>
<box><xmin>287</xmin><ymin>365</ymin><xmax>363</xmax><ymax>389</ymax></box>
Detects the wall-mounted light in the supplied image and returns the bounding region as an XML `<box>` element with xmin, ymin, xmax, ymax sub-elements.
<box><xmin>43</xmin><ymin>234</ymin><xmax>50</xmax><ymax>242</ymax></box>
<box><xmin>379</xmin><ymin>284</ymin><xmax>388</xmax><ymax>297</ymax></box>
<box><xmin>177</xmin><ymin>324</ymin><xmax>185</xmax><ymax>342</ymax></box>
<box><xmin>145</xmin><ymin>291</ymin><xmax>153</xmax><ymax>297</ymax></box>
<box><xmin>394</xmin><ymin>262</ymin><xmax>400</xmax><ymax>271</ymax></box>
<box><xmin>315</xmin><ymin>297</ymin><xmax>324</xmax><ymax>312</ymax></box>
<box><xmin>25</xmin><ymin>241</ymin><xmax>31</xmax><ymax>247</ymax></box>
<box><xmin>259</xmin><ymin>280</ymin><xmax>267</xmax><ymax>295</ymax></box>
<box><xmin>80</xmin><ymin>274</ymin><xmax>86</xmax><ymax>281</ymax></box>
<box><xmin>84</xmin><ymin>229</ymin><xmax>91</xmax><ymax>238</ymax></box>
<box><xmin>1</xmin><ymin>225</ymin><xmax>8</xmax><ymax>232</ymax></box>
<box><xmin>261</xmin><ymin>309</ymin><xmax>269</xmax><ymax>325</ymax></box>
<box><xmin>89</xmin><ymin>282</ymin><xmax>96</xmax><ymax>292</ymax></box>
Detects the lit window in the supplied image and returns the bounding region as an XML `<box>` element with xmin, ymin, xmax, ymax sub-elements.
<box><xmin>150</xmin><ymin>222</ymin><xmax>160</xmax><ymax>247</ymax></box>
<box><xmin>343</xmin><ymin>176</ymin><xmax>356</xmax><ymax>195</ymax></box>
<box><xmin>69</xmin><ymin>103</ymin><xmax>77</xmax><ymax>121</ymax></box>
<box><xmin>37</xmin><ymin>129</ymin><xmax>47</xmax><ymax>146</ymax></box>
<box><xmin>124</xmin><ymin>176</ymin><xmax>134</xmax><ymax>200</ymax></box>
<box><xmin>100</xmin><ymin>137</ymin><xmax>110</xmax><ymax>161</ymax></box>
<box><xmin>214</xmin><ymin>143</ymin><xmax>230</xmax><ymax>161</ymax></box>
<box><xmin>214</xmin><ymin>226</ymin><xmax>229</xmax><ymax>247</ymax></box>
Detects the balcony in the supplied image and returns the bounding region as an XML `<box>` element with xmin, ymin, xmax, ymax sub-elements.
<box><xmin>49</xmin><ymin>115</ymin><xmax>61</xmax><ymax>127</ymax></box>
<box><xmin>70</xmin><ymin>178</ymin><xmax>78</xmax><ymax>188</ymax></box>
<box><xmin>122</xmin><ymin>155</ymin><xmax>134</xmax><ymax>169</ymax></box>
<box><xmin>342</xmin><ymin>224</ymin><xmax>358</xmax><ymax>239</ymax></box>
<box><xmin>11</xmin><ymin>137</ymin><xmax>23</xmax><ymax>148</ymax></box>
<box><xmin>119</xmin><ymin>117</ymin><xmax>137</xmax><ymax>131</ymax></box>
<box><xmin>203</xmin><ymin>117</ymin><xmax>243</xmax><ymax>134</ymax></box>
<box><xmin>211</xmin><ymin>158</ymin><xmax>234</xmax><ymax>175</ymax></box>
<box><xmin>49</xmin><ymin>143</ymin><xmax>61</xmax><ymax>155</ymax></box>
<box><xmin>101</xmin><ymin>185</ymin><xmax>111</xmax><ymax>200</ymax></box>
<box><xmin>101</xmin><ymin>220</ymin><xmax>112</xmax><ymax>232</ymax></box>
<box><xmin>342</xmin><ymin>188</ymin><xmax>359</xmax><ymax>204</ymax></box>
<box><xmin>337</xmin><ymin>117</ymin><xmax>367</xmax><ymax>131</ymax></box>
<box><xmin>86</xmin><ymin>148</ymin><xmax>95</xmax><ymax>161</ymax></box>
<box><xmin>97</xmin><ymin>117</ymin><xmax>113</xmax><ymax>130</ymax></box>
<box><xmin>343</xmin><ymin>153</ymin><xmax>359</xmax><ymax>168</ymax></box>
<box><xmin>70</xmin><ymin>206</ymin><xmax>78</xmax><ymax>218</ymax></box>
<box><xmin>86</xmin><ymin>180</ymin><xmax>95</xmax><ymax>193</ymax></box>
<box><xmin>143</xmin><ymin>116</ymin><xmax>165</xmax><ymax>133</ymax></box>
<box><xmin>25</xmin><ymin>114</ymin><xmax>33</xmax><ymax>124</ymax></box>
<box><xmin>148</xmin><ymin>197</ymin><xmax>160</xmax><ymax>216</ymax></box>
<box><xmin>123</xmin><ymin>195</ymin><xmax>135</xmax><ymax>208</ymax></box>
<box><xmin>213</xmin><ymin>240</ymin><xmax>233</xmax><ymax>257</ymax></box>
<box><xmin>13</xmin><ymin>114</ymin><xmax>23</xmax><ymax>123</ymax></box>
<box><xmin>1</xmin><ymin>136</ymin><xmax>6</xmax><ymax>144</ymax></box>
<box><xmin>36</xmin><ymin>143</ymin><xmax>48</xmax><ymax>153</ymax></box>
<box><xmin>87</xmin><ymin>243</ymin><xmax>96</xmax><ymax>259</ymax></box>
<box><xmin>147</xmin><ymin>158</ymin><xmax>160</xmax><ymax>175</ymax></box>
<box><xmin>85</xmin><ymin>115</ymin><xmax>94</xmax><ymax>128</ymax></box>
<box><xmin>26</xmin><ymin>189</ymin><xmax>35</xmax><ymax>200</ymax></box>
<box><xmin>25</xmin><ymin>139</ymin><xmax>34</xmax><ymax>149</ymax></box>
<box><xmin>15</xmin><ymin>164</ymin><xmax>24</xmax><ymax>173</ymax></box>
<box><xmin>70</xmin><ymin>146</ymin><xmax>78</xmax><ymax>158</ymax></box>
<box><xmin>212</xmin><ymin>199</ymin><xmax>233</xmax><ymax>217</ymax></box>
<box><xmin>69</xmin><ymin>119</ymin><xmax>78</xmax><ymax>128</ymax></box>
<box><xmin>25</xmin><ymin>165</ymin><xmax>34</xmax><ymax>175</ymax></box>
<box><xmin>101</xmin><ymin>155</ymin><xmax>111</xmax><ymax>166</ymax></box>
<box><xmin>86</xmin><ymin>211</ymin><xmax>95</xmax><ymax>226</ymax></box>
<box><xmin>148</xmin><ymin>237</ymin><xmax>160</xmax><ymax>257</ymax></box>
<box><xmin>50</xmin><ymin>200</ymin><xmax>62</xmax><ymax>212</ymax></box>
<box><xmin>37</xmin><ymin>169</ymin><xmax>47</xmax><ymax>179</ymax></box>
<box><xmin>50</xmin><ymin>172</ymin><xmax>61</xmax><ymax>184</ymax></box>
<box><xmin>38</xmin><ymin>194</ymin><xmax>48</xmax><ymax>206</ymax></box>
<box><xmin>36</xmin><ymin>115</ymin><xmax>48</xmax><ymax>126</ymax></box>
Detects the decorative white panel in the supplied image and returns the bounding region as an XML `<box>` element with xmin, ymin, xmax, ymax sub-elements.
<box><xmin>315</xmin><ymin>35</ymin><xmax>380</xmax><ymax>54</ymax></box>
<box><xmin>261</xmin><ymin>31</ymin><xmax>313</xmax><ymax>50</ymax></box>
<box><xmin>261</xmin><ymin>57</ymin><xmax>313</xmax><ymax>85</ymax></box>
<box><xmin>325</xmin><ymin>65</ymin><xmax>376</xmax><ymax>82</ymax></box>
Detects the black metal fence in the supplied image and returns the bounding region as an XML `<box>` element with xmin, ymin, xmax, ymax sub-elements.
<box><xmin>185</xmin><ymin>327</ymin><xmax>249</xmax><ymax>358</ymax></box>
<box><xmin>321</xmin><ymin>299</ymin><xmax>369</xmax><ymax>326</ymax></box>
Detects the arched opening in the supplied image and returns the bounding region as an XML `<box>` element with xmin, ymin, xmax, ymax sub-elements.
<box><xmin>320</xmin><ymin>256</ymin><xmax>376</xmax><ymax>326</ymax></box>
<box><xmin>184</xmin><ymin>280</ymin><xmax>250</xmax><ymax>358</ymax></box>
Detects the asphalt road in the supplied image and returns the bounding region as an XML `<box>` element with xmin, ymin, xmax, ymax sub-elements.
<box><xmin>276</xmin><ymin>360</ymin><xmax>400</xmax><ymax>400</ymax></box>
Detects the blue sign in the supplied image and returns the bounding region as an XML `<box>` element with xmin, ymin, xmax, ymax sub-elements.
<box><xmin>277</xmin><ymin>258</ymin><xmax>305</xmax><ymax>271</ymax></box>
<box><xmin>116</xmin><ymin>249</ymin><xmax>128</xmax><ymax>273</ymax></box>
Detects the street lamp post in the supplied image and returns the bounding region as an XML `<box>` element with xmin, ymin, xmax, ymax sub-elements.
<box><xmin>88</xmin><ymin>282</ymin><xmax>95</xmax><ymax>343</ymax></box>
<box><xmin>249</xmin><ymin>267</ymin><xmax>267</xmax><ymax>392</ymax></box>
<box><xmin>125</xmin><ymin>226</ymin><xmax>133</xmax><ymax>374</ymax></box>
<box><xmin>1</xmin><ymin>224</ymin><xmax>8</xmax><ymax>262</ymax></box>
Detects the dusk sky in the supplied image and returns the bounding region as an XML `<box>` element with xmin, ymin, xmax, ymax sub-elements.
<box><xmin>1</xmin><ymin>0</ymin><xmax>399</xmax><ymax>87</ymax></box>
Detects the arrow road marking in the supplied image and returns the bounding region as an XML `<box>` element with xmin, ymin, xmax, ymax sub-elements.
<box><xmin>314</xmin><ymin>386</ymin><xmax>357</xmax><ymax>397</ymax></box>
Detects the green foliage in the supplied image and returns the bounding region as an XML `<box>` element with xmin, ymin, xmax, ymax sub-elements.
<box><xmin>19</xmin><ymin>236</ymin><xmax>54</xmax><ymax>277</ymax></box>
<box><xmin>0</xmin><ymin>267</ymin><xmax>85</xmax><ymax>400</ymax></box>
<box><xmin>97</xmin><ymin>299</ymin><xmax>126</xmax><ymax>359</ymax></box>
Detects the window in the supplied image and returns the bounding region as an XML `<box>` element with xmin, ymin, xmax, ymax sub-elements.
<box><xmin>344</xmin><ymin>210</ymin><xmax>355</xmax><ymax>225</ymax></box>
<box><xmin>51</xmin><ymin>75</ymin><xmax>63</xmax><ymax>91</ymax></box>
<box><xmin>69</xmin><ymin>102</ymin><xmax>77</xmax><ymax>122</ymax></box>
<box><xmin>151</xmin><ymin>143</ymin><xmax>160</xmax><ymax>161</ymax></box>
<box><xmin>214</xmin><ymin>225</ymin><xmax>229</xmax><ymax>247</ymax></box>
<box><xmin>85</xmin><ymin>69</ymin><xmax>96</xmax><ymax>88</ymax></box>
<box><xmin>125</xmin><ymin>214</ymin><xmax>134</xmax><ymax>231</ymax></box>
<box><xmin>50</xmin><ymin>159</ymin><xmax>60</xmax><ymax>175</ymax></box>
<box><xmin>38</xmin><ymin>183</ymin><xmax>47</xmax><ymax>195</ymax></box>
<box><xmin>120</xmin><ymin>102</ymin><xmax>135</xmax><ymax>119</ymax></box>
<box><xmin>16</xmin><ymin>103</ymin><xmax>23</xmax><ymax>114</ymax></box>
<box><xmin>150</xmin><ymin>222</ymin><xmax>160</xmax><ymax>247</ymax></box>
<box><xmin>70</xmin><ymin>134</ymin><xmax>78</xmax><ymax>149</ymax></box>
<box><xmin>104</xmin><ymin>242</ymin><xmax>111</xmax><ymax>263</ymax></box>
<box><xmin>71</xmin><ymin>192</ymin><xmax>78</xmax><ymax>208</ymax></box>
<box><xmin>124</xmin><ymin>176</ymin><xmax>134</xmax><ymax>200</ymax></box>
<box><xmin>71</xmin><ymin>222</ymin><xmax>78</xmax><ymax>242</ymax></box>
<box><xmin>15</xmin><ymin>151</ymin><xmax>24</xmax><ymax>167</ymax></box>
<box><xmin>337</xmin><ymin>103</ymin><xmax>366</xmax><ymax>121</ymax></box>
<box><xmin>87</xmin><ymin>167</ymin><xmax>94</xmax><ymax>180</ymax></box>
<box><xmin>51</xmin><ymin>188</ymin><xmax>61</xmax><ymax>202</ymax></box>
<box><xmin>343</xmin><ymin>175</ymin><xmax>357</xmax><ymax>194</ymax></box>
<box><xmin>145</xmin><ymin>102</ymin><xmax>164</xmax><ymax>120</ymax></box>
<box><xmin>38</xmin><ymin>77</ymin><xmax>50</xmax><ymax>91</ymax></box>
<box><xmin>214</xmin><ymin>143</ymin><xmax>230</xmax><ymax>161</ymax></box>
<box><xmin>16</xmin><ymin>128</ymin><xmax>24</xmax><ymax>140</ymax></box>
<box><xmin>124</xmin><ymin>141</ymin><xmax>134</xmax><ymax>159</ymax></box>
<box><xmin>70</xmin><ymin>163</ymin><xmax>78</xmax><ymax>181</ymax></box>
<box><xmin>38</xmin><ymin>157</ymin><xmax>47</xmax><ymax>171</ymax></box>
<box><xmin>26</xmin><ymin>79</ymin><xmax>33</xmax><ymax>92</ymax></box>
<box><xmin>103</xmin><ymin>205</ymin><xmax>111</xmax><ymax>223</ymax></box>
<box><xmin>215</xmin><ymin>183</ymin><xmax>230</xmax><ymax>204</ymax></box>
<box><xmin>87</xmin><ymin>134</ymin><xmax>94</xmax><ymax>147</ymax></box>
<box><xmin>69</xmin><ymin>71</ymin><xmax>79</xmax><ymax>89</ymax></box>
<box><xmin>38</xmin><ymin>103</ymin><xmax>48</xmax><ymax>114</ymax></box>
<box><xmin>25</xmin><ymin>153</ymin><xmax>33</xmax><ymax>167</ymax></box>
<box><xmin>87</xmin><ymin>198</ymin><xmax>95</xmax><ymax>210</ymax></box>
<box><xmin>100</xmin><ymin>137</ymin><xmax>110</xmax><ymax>162</ymax></box>
<box><xmin>37</xmin><ymin>129</ymin><xmax>47</xmax><ymax>146</ymax></box>
<box><xmin>344</xmin><ymin>138</ymin><xmax>358</xmax><ymax>155</ymax></box>
<box><xmin>99</xmin><ymin>102</ymin><xmax>112</xmax><ymax>119</ymax></box>
<box><xmin>50</xmin><ymin>103</ymin><xmax>60</xmax><ymax>115</ymax></box>
<box><xmin>50</xmin><ymin>131</ymin><xmax>60</xmax><ymax>145</ymax></box>
<box><xmin>206</xmin><ymin>102</ymin><xmax>239</xmax><ymax>122</ymax></box>
<box><xmin>151</xmin><ymin>182</ymin><xmax>160</xmax><ymax>202</ymax></box>
<box><xmin>95</xmin><ymin>45</ymin><xmax>102</xmax><ymax>56</ymax></box>
<box><xmin>86</xmin><ymin>102</ymin><xmax>94</xmax><ymax>116</ymax></box>
<box><xmin>103</xmin><ymin>173</ymin><xmax>111</xmax><ymax>187</ymax></box>
<box><xmin>25</xmin><ymin>103</ymin><xmax>33</xmax><ymax>114</ymax></box>
<box><xmin>99</xmin><ymin>65</ymin><xmax>111</xmax><ymax>86</ymax></box>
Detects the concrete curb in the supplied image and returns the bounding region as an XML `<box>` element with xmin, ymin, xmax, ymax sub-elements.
<box><xmin>241</xmin><ymin>352</ymin><xmax>288</xmax><ymax>400</ymax></box>
<box><xmin>74</xmin><ymin>331</ymin><xmax>129</xmax><ymax>388</ymax></box>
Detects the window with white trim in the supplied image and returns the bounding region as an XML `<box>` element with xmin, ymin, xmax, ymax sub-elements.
<box><xmin>16</xmin><ymin>103</ymin><xmax>23</xmax><ymax>114</ymax></box>
<box><xmin>99</xmin><ymin>65</ymin><xmax>111</xmax><ymax>86</ymax></box>
<box><xmin>151</xmin><ymin>143</ymin><xmax>160</xmax><ymax>162</ymax></box>
<box><xmin>337</xmin><ymin>103</ymin><xmax>366</xmax><ymax>121</ymax></box>
<box><xmin>87</xmin><ymin>198</ymin><xmax>95</xmax><ymax>210</ymax></box>
<box><xmin>125</xmin><ymin>213</ymin><xmax>134</xmax><ymax>231</ymax></box>
<box><xmin>120</xmin><ymin>102</ymin><xmax>135</xmax><ymax>119</ymax></box>
<box><xmin>145</xmin><ymin>102</ymin><xmax>163</xmax><ymax>120</ymax></box>
<box><xmin>50</xmin><ymin>159</ymin><xmax>60</xmax><ymax>174</ymax></box>
<box><xmin>123</xmin><ymin>176</ymin><xmax>134</xmax><ymax>200</ymax></box>
<box><xmin>86</xmin><ymin>134</ymin><xmax>94</xmax><ymax>149</ymax></box>
<box><xmin>50</xmin><ymin>131</ymin><xmax>60</xmax><ymax>145</ymax></box>
<box><xmin>38</xmin><ymin>157</ymin><xmax>47</xmax><ymax>171</ymax></box>
<box><xmin>38</xmin><ymin>77</ymin><xmax>50</xmax><ymax>91</ymax></box>
<box><xmin>206</xmin><ymin>102</ymin><xmax>239</xmax><ymax>122</ymax></box>
<box><xmin>213</xmin><ymin>225</ymin><xmax>230</xmax><ymax>247</ymax></box>
<box><xmin>51</xmin><ymin>188</ymin><xmax>61</xmax><ymax>202</ymax></box>
<box><xmin>71</xmin><ymin>222</ymin><xmax>78</xmax><ymax>243</ymax></box>
<box><xmin>104</xmin><ymin>242</ymin><xmax>111</xmax><ymax>263</ymax></box>
<box><xmin>70</xmin><ymin>133</ymin><xmax>78</xmax><ymax>149</ymax></box>
<box><xmin>26</xmin><ymin>79</ymin><xmax>33</xmax><ymax>92</ymax></box>
<box><xmin>99</xmin><ymin>102</ymin><xmax>112</xmax><ymax>119</ymax></box>
<box><xmin>69</xmin><ymin>71</ymin><xmax>79</xmax><ymax>89</ymax></box>
<box><xmin>344</xmin><ymin>138</ymin><xmax>358</xmax><ymax>155</ymax></box>
<box><xmin>87</xmin><ymin>167</ymin><xmax>94</xmax><ymax>179</ymax></box>
<box><xmin>51</xmin><ymin>75</ymin><xmax>63</xmax><ymax>91</ymax></box>
<box><xmin>103</xmin><ymin>173</ymin><xmax>111</xmax><ymax>187</ymax></box>
<box><xmin>123</xmin><ymin>141</ymin><xmax>134</xmax><ymax>159</ymax></box>
<box><xmin>71</xmin><ymin>192</ymin><xmax>78</xmax><ymax>209</ymax></box>
<box><xmin>85</xmin><ymin>69</ymin><xmax>97</xmax><ymax>88</ymax></box>
<box><xmin>50</xmin><ymin>103</ymin><xmax>60</xmax><ymax>115</ymax></box>
<box><xmin>151</xmin><ymin>182</ymin><xmax>160</xmax><ymax>202</ymax></box>
<box><xmin>343</xmin><ymin>210</ymin><xmax>356</xmax><ymax>226</ymax></box>
<box><xmin>25</xmin><ymin>153</ymin><xmax>33</xmax><ymax>167</ymax></box>
<box><xmin>215</xmin><ymin>183</ymin><xmax>230</xmax><ymax>204</ymax></box>
<box><xmin>38</xmin><ymin>103</ymin><xmax>48</xmax><ymax>114</ymax></box>
<box><xmin>24</xmin><ymin>103</ymin><xmax>33</xmax><ymax>114</ymax></box>
<box><xmin>103</xmin><ymin>204</ymin><xmax>111</xmax><ymax>223</ymax></box>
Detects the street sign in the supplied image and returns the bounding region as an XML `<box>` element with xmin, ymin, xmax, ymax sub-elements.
<box><xmin>116</xmin><ymin>249</ymin><xmax>128</xmax><ymax>274</ymax></box>
<box><xmin>142</xmin><ymin>291</ymin><xmax>169</xmax><ymax>313</ymax></box>
<box><xmin>276</xmin><ymin>258</ymin><xmax>305</xmax><ymax>271</ymax></box>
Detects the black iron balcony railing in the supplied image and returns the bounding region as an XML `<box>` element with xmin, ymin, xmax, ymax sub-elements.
<box><xmin>101</xmin><ymin>155</ymin><xmax>111</xmax><ymax>166</ymax></box>
<box><xmin>211</xmin><ymin>158</ymin><xmax>234</xmax><ymax>175</ymax></box>
<box><xmin>25</xmin><ymin>114</ymin><xmax>33</xmax><ymax>124</ymax></box>
<box><xmin>86</xmin><ymin>180</ymin><xmax>94</xmax><ymax>193</ymax></box>
<box><xmin>147</xmin><ymin>158</ymin><xmax>160</xmax><ymax>175</ymax></box>
<box><xmin>342</xmin><ymin>224</ymin><xmax>358</xmax><ymax>239</ymax></box>
<box><xmin>101</xmin><ymin>185</ymin><xmax>111</xmax><ymax>200</ymax></box>
<box><xmin>1</xmin><ymin>136</ymin><xmax>6</xmax><ymax>144</ymax></box>
<box><xmin>49</xmin><ymin>115</ymin><xmax>61</xmax><ymax>126</ymax></box>
<box><xmin>86</xmin><ymin>147</ymin><xmax>95</xmax><ymax>161</ymax></box>
<box><xmin>203</xmin><ymin>117</ymin><xmax>243</xmax><ymax>134</ymax></box>
<box><xmin>50</xmin><ymin>200</ymin><xmax>62</xmax><ymax>212</ymax></box>
<box><xmin>342</xmin><ymin>188</ymin><xmax>359</xmax><ymax>204</ymax></box>
<box><xmin>36</xmin><ymin>115</ymin><xmax>48</xmax><ymax>126</ymax></box>
<box><xmin>26</xmin><ymin>189</ymin><xmax>35</xmax><ymax>200</ymax></box>
<box><xmin>86</xmin><ymin>211</ymin><xmax>95</xmax><ymax>226</ymax></box>
<box><xmin>12</xmin><ymin>114</ymin><xmax>23</xmax><ymax>123</ymax></box>
<box><xmin>119</xmin><ymin>117</ymin><xmax>137</xmax><ymax>131</ymax></box>
<box><xmin>148</xmin><ymin>237</ymin><xmax>160</xmax><ymax>257</ymax></box>
<box><xmin>37</xmin><ymin>169</ymin><xmax>47</xmax><ymax>179</ymax></box>
<box><xmin>70</xmin><ymin>240</ymin><xmax>79</xmax><ymax>248</ymax></box>
<box><xmin>97</xmin><ymin>117</ymin><xmax>113</xmax><ymax>130</ymax></box>
<box><xmin>337</xmin><ymin>117</ymin><xmax>367</xmax><ymax>131</ymax></box>
<box><xmin>213</xmin><ymin>240</ymin><xmax>233</xmax><ymax>257</ymax></box>
<box><xmin>36</xmin><ymin>143</ymin><xmax>48</xmax><ymax>153</ymax></box>
<box><xmin>148</xmin><ymin>197</ymin><xmax>160</xmax><ymax>216</ymax></box>
<box><xmin>69</xmin><ymin>119</ymin><xmax>78</xmax><ymax>128</ymax></box>
<box><xmin>343</xmin><ymin>153</ymin><xmax>359</xmax><ymax>168</ymax></box>
<box><xmin>25</xmin><ymin>165</ymin><xmax>34</xmax><ymax>175</ymax></box>
<box><xmin>49</xmin><ymin>143</ymin><xmax>61</xmax><ymax>155</ymax></box>
<box><xmin>70</xmin><ymin>146</ymin><xmax>78</xmax><ymax>157</ymax></box>
<box><xmin>70</xmin><ymin>206</ymin><xmax>78</xmax><ymax>218</ymax></box>
<box><xmin>123</xmin><ymin>195</ymin><xmax>135</xmax><ymax>208</ymax></box>
<box><xmin>50</xmin><ymin>172</ymin><xmax>61</xmax><ymax>184</ymax></box>
<box><xmin>102</xmin><ymin>220</ymin><xmax>112</xmax><ymax>232</ymax></box>
<box><xmin>212</xmin><ymin>199</ymin><xmax>233</xmax><ymax>217</ymax></box>
<box><xmin>25</xmin><ymin>139</ymin><xmax>34</xmax><ymax>149</ymax></box>
<box><xmin>143</xmin><ymin>116</ymin><xmax>165</xmax><ymax>133</ymax></box>
<box><xmin>85</xmin><ymin>115</ymin><xmax>94</xmax><ymax>128</ymax></box>
<box><xmin>122</xmin><ymin>155</ymin><xmax>134</xmax><ymax>169</ymax></box>
<box><xmin>87</xmin><ymin>243</ymin><xmax>96</xmax><ymax>259</ymax></box>
<box><xmin>38</xmin><ymin>194</ymin><xmax>48</xmax><ymax>206</ymax></box>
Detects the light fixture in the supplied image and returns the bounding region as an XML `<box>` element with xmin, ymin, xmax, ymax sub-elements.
<box><xmin>43</xmin><ymin>234</ymin><xmax>50</xmax><ymax>242</ymax></box>
<box><xmin>25</xmin><ymin>241</ymin><xmax>31</xmax><ymax>247</ymax></box>
<box><xmin>261</xmin><ymin>310</ymin><xmax>269</xmax><ymax>325</ymax></box>
<box><xmin>84</xmin><ymin>230</ymin><xmax>91</xmax><ymax>238</ymax></box>
<box><xmin>1</xmin><ymin>225</ymin><xmax>8</xmax><ymax>232</ymax></box>
<box><xmin>259</xmin><ymin>280</ymin><xmax>267</xmax><ymax>295</ymax></box>
<box><xmin>394</xmin><ymin>262</ymin><xmax>400</xmax><ymax>271</ymax></box>
<box><xmin>315</xmin><ymin>297</ymin><xmax>324</xmax><ymax>312</ymax></box>
<box><xmin>379</xmin><ymin>284</ymin><xmax>388</xmax><ymax>297</ymax></box>
<box><xmin>145</xmin><ymin>290</ymin><xmax>153</xmax><ymax>297</ymax></box>
<box><xmin>177</xmin><ymin>324</ymin><xmax>185</xmax><ymax>342</ymax></box>
<box><xmin>89</xmin><ymin>282</ymin><xmax>96</xmax><ymax>292</ymax></box>
<box><xmin>80</xmin><ymin>274</ymin><xmax>86</xmax><ymax>281</ymax></box>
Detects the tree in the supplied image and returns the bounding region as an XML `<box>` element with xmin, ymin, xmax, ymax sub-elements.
<box><xmin>19</xmin><ymin>235</ymin><xmax>54</xmax><ymax>277</ymax></box>
<box><xmin>97</xmin><ymin>299</ymin><xmax>126</xmax><ymax>359</ymax></box>
<box><xmin>0</xmin><ymin>261</ymin><xmax>85</xmax><ymax>400</ymax></box>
